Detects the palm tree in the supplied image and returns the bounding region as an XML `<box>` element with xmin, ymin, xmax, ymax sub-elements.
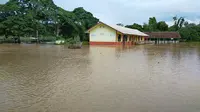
<box><xmin>173</xmin><ymin>16</ymin><xmax>185</xmax><ymax>31</ymax></box>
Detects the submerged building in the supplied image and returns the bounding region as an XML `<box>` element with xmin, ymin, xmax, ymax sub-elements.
<box><xmin>87</xmin><ymin>21</ymin><xmax>181</xmax><ymax>45</ymax></box>
<box><xmin>145</xmin><ymin>32</ymin><xmax>181</xmax><ymax>44</ymax></box>
<box><xmin>87</xmin><ymin>21</ymin><xmax>149</xmax><ymax>45</ymax></box>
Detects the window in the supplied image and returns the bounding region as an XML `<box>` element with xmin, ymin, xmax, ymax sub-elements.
<box><xmin>100</xmin><ymin>33</ymin><xmax>104</xmax><ymax>35</ymax></box>
<box><xmin>124</xmin><ymin>35</ymin><xmax>128</xmax><ymax>42</ymax></box>
<box><xmin>118</xmin><ymin>35</ymin><xmax>121</xmax><ymax>42</ymax></box>
<box><xmin>91</xmin><ymin>34</ymin><xmax>96</xmax><ymax>37</ymax></box>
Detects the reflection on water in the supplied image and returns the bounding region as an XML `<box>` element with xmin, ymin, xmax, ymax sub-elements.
<box><xmin>0</xmin><ymin>43</ymin><xmax>200</xmax><ymax>112</ymax></box>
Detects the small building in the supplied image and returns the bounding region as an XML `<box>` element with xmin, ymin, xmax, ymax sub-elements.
<box><xmin>87</xmin><ymin>21</ymin><xmax>149</xmax><ymax>45</ymax></box>
<box><xmin>145</xmin><ymin>32</ymin><xmax>181</xmax><ymax>44</ymax></box>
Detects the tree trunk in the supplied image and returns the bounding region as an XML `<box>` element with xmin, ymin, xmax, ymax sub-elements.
<box><xmin>56</xmin><ymin>25</ymin><xmax>59</xmax><ymax>37</ymax></box>
<box><xmin>17</xmin><ymin>36</ymin><xmax>21</xmax><ymax>44</ymax></box>
<box><xmin>55</xmin><ymin>23</ymin><xmax>60</xmax><ymax>37</ymax></box>
<box><xmin>36</xmin><ymin>30</ymin><xmax>39</xmax><ymax>43</ymax></box>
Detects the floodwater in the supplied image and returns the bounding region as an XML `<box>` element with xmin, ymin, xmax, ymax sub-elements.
<box><xmin>0</xmin><ymin>43</ymin><xmax>200</xmax><ymax>112</ymax></box>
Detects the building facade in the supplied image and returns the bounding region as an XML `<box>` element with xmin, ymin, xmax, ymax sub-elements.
<box><xmin>87</xmin><ymin>22</ymin><xmax>149</xmax><ymax>45</ymax></box>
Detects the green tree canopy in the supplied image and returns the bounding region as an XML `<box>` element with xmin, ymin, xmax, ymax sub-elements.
<box><xmin>148</xmin><ymin>17</ymin><xmax>157</xmax><ymax>31</ymax></box>
<box><xmin>0</xmin><ymin>0</ymin><xmax>99</xmax><ymax>42</ymax></box>
<box><xmin>157</xmin><ymin>21</ymin><xmax>168</xmax><ymax>31</ymax></box>
<box><xmin>125</xmin><ymin>23</ymin><xmax>143</xmax><ymax>31</ymax></box>
<box><xmin>172</xmin><ymin>16</ymin><xmax>185</xmax><ymax>31</ymax></box>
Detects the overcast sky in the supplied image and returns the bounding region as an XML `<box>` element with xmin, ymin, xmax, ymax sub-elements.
<box><xmin>1</xmin><ymin>0</ymin><xmax>200</xmax><ymax>26</ymax></box>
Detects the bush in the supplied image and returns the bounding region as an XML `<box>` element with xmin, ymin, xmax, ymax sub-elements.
<box><xmin>2</xmin><ymin>37</ymin><xmax>15</xmax><ymax>43</ymax></box>
<box><xmin>20</xmin><ymin>37</ymin><xmax>32</xmax><ymax>43</ymax></box>
<box><xmin>65</xmin><ymin>38</ymin><xmax>75</xmax><ymax>44</ymax></box>
<box><xmin>56</xmin><ymin>36</ymin><xmax>65</xmax><ymax>41</ymax></box>
<box><xmin>39</xmin><ymin>36</ymin><xmax>56</xmax><ymax>42</ymax></box>
<box><xmin>66</xmin><ymin>37</ymin><xmax>82</xmax><ymax>49</ymax></box>
<box><xmin>0</xmin><ymin>36</ymin><xmax>3</xmax><ymax>43</ymax></box>
<box><xmin>82</xmin><ymin>41</ymin><xmax>89</xmax><ymax>45</ymax></box>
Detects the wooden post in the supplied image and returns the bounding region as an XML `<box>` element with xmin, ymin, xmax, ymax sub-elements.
<box><xmin>121</xmin><ymin>34</ymin><xmax>124</xmax><ymax>45</ymax></box>
<box><xmin>155</xmin><ymin>38</ymin><xmax>157</xmax><ymax>44</ymax></box>
<box><xmin>136</xmin><ymin>36</ymin><xmax>137</xmax><ymax>42</ymax></box>
<box><xmin>127</xmin><ymin>35</ymin><xmax>129</xmax><ymax>42</ymax></box>
<box><xmin>121</xmin><ymin>34</ymin><xmax>123</xmax><ymax>42</ymax></box>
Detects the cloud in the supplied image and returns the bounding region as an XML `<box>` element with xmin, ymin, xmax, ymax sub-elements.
<box><xmin>186</xmin><ymin>18</ymin><xmax>200</xmax><ymax>24</ymax></box>
<box><xmin>53</xmin><ymin>0</ymin><xmax>200</xmax><ymax>25</ymax></box>
<box><xmin>1</xmin><ymin>0</ymin><xmax>200</xmax><ymax>26</ymax></box>
<box><xmin>166</xmin><ymin>21</ymin><xmax>174</xmax><ymax>27</ymax></box>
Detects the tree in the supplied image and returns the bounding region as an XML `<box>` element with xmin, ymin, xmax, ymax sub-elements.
<box><xmin>173</xmin><ymin>16</ymin><xmax>185</xmax><ymax>31</ymax></box>
<box><xmin>72</xmin><ymin>7</ymin><xmax>99</xmax><ymax>41</ymax></box>
<box><xmin>148</xmin><ymin>17</ymin><xmax>157</xmax><ymax>31</ymax></box>
<box><xmin>143</xmin><ymin>23</ymin><xmax>150</xmax><ymax>31</ymax></box>
<box><xmin>157</xmin><ymin>21</ymin><xmax>168</xmax><ymax>31</ymax></box>
<box><xmin>179</xmin><ymin>23</ymin><xmax>200</xmax><ymax>41</ymax></box>
<box><xmin>125</xmin><ymin>23</ymin><xmax>143</xmax><ymax>31</ymax></box>
<box><xmin>0</xmin><ymin>0</ymin><xmax>25</xmax><ymax>40</ymax></box>
<box><xmin>0</xmin><ymin>0</ymin><xmax>98</xmax><ymax>42</ymax></box>
<box><xmin>73</xmin><ymin>7</ymin><xmax>98</xmax><ymax>30</ymax></box>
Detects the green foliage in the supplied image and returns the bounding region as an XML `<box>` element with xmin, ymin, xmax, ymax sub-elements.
<box><xmin>143</xmin><ymin>23</ymin><xmax>150</xmax><ymax>31</ymax></box>
<box><xmin>125</xmin><ymin>16</ymin><xmax>200</xmax><ymax>41</ymax></box>
<box><xmin>2</xmin><ymin>37</ymin><xmax>15</xmax><ymax>43</ymax></box>
<box><xmin>39</xmin><ymin>36</ymin><xmax>56</xmax><ymax>42</ymax></box>
<box><xmin>148</xmin><ymin>17</ymin><xmax>157</xmax><ymax>31</ymax></box>
<box><xmin>157</xmin><ymin>21</ymin><xmax>168</xmax><ymax>31</ymax></box>
<box><xmin>1</xmin><ymin>0</ymin><xmax>199</xmax><ymax>43</ymax></box>
<box><xmin>179</xmin><ymin>23</ymin><xmax>200</xmax><ymax>41</ymax></box>
<box><xmin>56</xmin><ymin>36</ymin><xmax>65</xmax><ymax>40</ymax></box>
<box><xmin>82</xmin><ymin>41</ymin><xmax>89</xmax><ymax>45</ymax></box>
<box><xmin>0</xmin><ymin>0</ymin><xmax>98</xmax><ymax>43</ymax></box>
<box><xmin>126</xmin><ymin>23</ymin><xmax>143</xmax><ymax>31</ymax></box>
<box><xmin>66</xmin><ymin>38</ymin><xmax>79</xmax><ymax>45</ymax></box>
<box><xmin>73</xmin><ymin>7</ymin><xmax>99</xmax><ymax>30</ymax></box>
<box><xmin>126</xmin><ymin>17</ymin><xmax>168</xmax><ymax>32</ymax></box>
<box><xmin>173</xmin><ymin>16</ymin><xmax>185</xmax><ymax>31</ymax></box>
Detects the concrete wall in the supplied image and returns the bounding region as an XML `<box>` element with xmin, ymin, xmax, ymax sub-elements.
<box><xmin>89</xmin><ymin>24</ymin><xmax>116</xmax><ymax>42</ymax></box>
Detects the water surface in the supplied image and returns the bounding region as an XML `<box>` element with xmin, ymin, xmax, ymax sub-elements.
<box><xmin>1</xmin><ymin>43</ymin><xmax>200</xmax><ymax>112</ymax></box>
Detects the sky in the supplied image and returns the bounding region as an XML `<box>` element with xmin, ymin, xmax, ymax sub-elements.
<box><xmin>1</xmin><ymin>0</ymin><xmax>200</xmax><ymax>26</ymax></box>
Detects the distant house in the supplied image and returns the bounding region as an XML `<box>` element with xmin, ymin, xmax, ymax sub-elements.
<box><xmin>87</xmin><ymin>21</ymin><xmax>149</xmax><ymax>45</ymax></box>
<box><xmin>145</xmin><ymin>32</ymin><xmax>181</xmax><ymax>43</ymax></box>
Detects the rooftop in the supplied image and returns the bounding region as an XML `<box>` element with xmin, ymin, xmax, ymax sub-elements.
<box><xmin>145</xmin><ymin>32</ymin><xmax>181</xmax><ymax>38</ymax></box>
<box><xmin>107</xmin><ymin>23</ymin><xmax>148</xmax><ymax>37</ymax></box>
<box><xmin>88</xmin><ymin>21</ymin><xmax>149</xmax><ymax>37</ymax></box>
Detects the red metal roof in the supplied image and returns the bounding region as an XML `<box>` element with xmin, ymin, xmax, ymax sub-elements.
<box><xmin>144</xmin><ymin>32</ymin><xmax>181</xmax><ymax>38</ymax></box>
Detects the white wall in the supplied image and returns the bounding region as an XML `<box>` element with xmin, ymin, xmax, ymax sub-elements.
<box><xmin>89</xmin><ymin>24</ymin><xmax>116</xmax><ymax>42</ymax></box>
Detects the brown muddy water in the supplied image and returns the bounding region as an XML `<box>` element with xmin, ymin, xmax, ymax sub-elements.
<box><xmin>0</xmin><ymin>43</ymin><xmax>200</xmax><ymax>112</ymax></box>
